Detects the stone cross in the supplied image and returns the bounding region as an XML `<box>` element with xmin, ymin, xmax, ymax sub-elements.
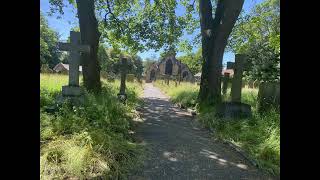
<box><xmin>58</xmin><ymin>31</ymin><xmax>90</xmax><ymax>87</ymax></box>
<box><xmin>231</xmin><ymin>54</ymin><xmax>246</xmax><ymax>102</ymax></box>
<box><xmin>118</xmin><ymin>56</ymin><xmax>128</xmax><ymax>103</ymax></box>
<box><xmin>215</xmin><ymin>55</ymin><xmax>252</xmax><ymax>119</ymax></box>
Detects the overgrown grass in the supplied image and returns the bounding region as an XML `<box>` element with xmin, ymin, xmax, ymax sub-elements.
<box><xmin>154</xmin><ymin>80</ymin><xmax>280</xmax><ymax>176</ymax></box>
<box><xmin>154</xmin><ymin>80</ymin><xmax>199</xmax><ymax>109</ymax></box>
<box><xmin>40</xmin><ymin>73</ymin><xmax>144</xmax><ymax>179</ymax></box>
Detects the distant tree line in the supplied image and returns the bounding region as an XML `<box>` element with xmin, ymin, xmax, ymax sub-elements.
<box><xmin>40</xmin><ymin>12</ymin><xmax>60</xmax><ymax>70</ymax></box>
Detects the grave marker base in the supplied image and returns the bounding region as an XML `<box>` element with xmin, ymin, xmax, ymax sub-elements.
<box><xmin>55</xmin><ymin>85</ymin><xmax>85</xmax><ymax>106</ymax></box>
<box><xmin>216</xmin><ymin>102</ymin><xmax>252</xmax><ymax>119</ymax></box>
<box><xmin>62</xmin><ymin>85</ymin><xmax>83</xmax><ymax>96</ymax></box>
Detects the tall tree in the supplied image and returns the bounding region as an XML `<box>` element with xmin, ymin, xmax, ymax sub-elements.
<box><xmin>76</xmin><ymin>0</ymin><xmax>101</xmax><ymax>93</ymax></box>
<box><xmin>48</xmin><ymin>0</ymin><xmax>189</xmax><ymax>93</ymax></box>
<box><xmin>198</xmin><ymin>0</ymin><xmax>244</xmax><ymax>104</ymax></box>
<box><xmin>49</xmin><ymin>0</ymin><xmax>101</xmax><ymax>93</ymax></box>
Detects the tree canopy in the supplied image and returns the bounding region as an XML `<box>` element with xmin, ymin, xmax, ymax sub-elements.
<box><xmin>177</xmin><ymin>48</ymin><xmax>202</xmax><ymax>74</ymax></box>
<box><xmin>228</xmin><ymin>0</ymin><xmax>280</xmax><ymax>82</ymax></box>
<box><xmin>40</xmin><ymin>11</ymin><xmax>60</xmax><ymax>69</ymax></box>
<box><xmin>98</xmin><ymin>45</ymin><xmax>143</xmax><ymax>78</ymax></box>
<box><xmin>48</xmin><ymin>0</ymin><xmax>196</xmax><ymax>55</ymax></box>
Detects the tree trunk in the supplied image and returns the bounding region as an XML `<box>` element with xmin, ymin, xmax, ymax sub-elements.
<box><xmin>76</xmin><ymin>0</ymin><xmax>101</xmax><ymax>93</ymax></box>
<box><xmin>198</xmin><ymin>0</ymin><xmax>244</xmax><ymax>104</ymax></box>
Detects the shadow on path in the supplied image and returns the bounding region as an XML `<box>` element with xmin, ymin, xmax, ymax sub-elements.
<box><xmin>129</xmin><ymin>83</ymin><xmax>274</xmax><ymax>180</ymax></box>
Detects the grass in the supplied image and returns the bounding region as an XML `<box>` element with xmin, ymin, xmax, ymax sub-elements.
<box><xmin>40</xmin><ymin>73</ymin><xmax>144</xmax><ymax>179</ymax></box>
<box><xmin>154</xmin><ymin>80</ymin><xmax>280</xmax><ymax>176</ymax></box>
<box><xmin>154</xmin><ymin>80</ymin><xmax>199</xmax><ymax>109</ymax></box>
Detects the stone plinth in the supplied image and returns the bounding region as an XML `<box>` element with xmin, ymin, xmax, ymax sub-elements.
<box><xmin>57</xmin><ymin>85</ymin><xmax>84</xmax><ymax>106</ymax></box>
<box><xmin>62</xmin><ymin>85</ymin><xmax>83</xmax><ymax>96</ymax></box>
<box><xmin>215</xmin><ymin>102</ymin><xmax>252</xmax><ymax>119</ymax></box>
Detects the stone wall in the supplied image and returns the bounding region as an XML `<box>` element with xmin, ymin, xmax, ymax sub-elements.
<box><xmin>145</xmin><ymin>56</ymin><xmax>194</xmax><ymax>82</ymax></box>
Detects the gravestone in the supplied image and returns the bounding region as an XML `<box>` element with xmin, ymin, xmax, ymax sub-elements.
<box><xmin>126</xmin><ymin>74</ymin><xmax>135</xmax><ymax>82</ymax></box>
<box><xmin>57</xmin><ymin>31</ymin><xmax>90</xmax><ymax>104</ymax></box>
<box><xmin>257</xmin><ymin>82</ymin><xmax>280</xmax><ymax>113</ymax></box>
<box><xmin>222</xmin><ymin>72</ymin><xmax>230</xmax><ymax>95</ymax></box>
<box><xmin>216</xmin><ymin>54</ymin><xmax>252</xmax><ymax>119</ymax></box>
<box><xmin>117</xmin><ymin>56</ymin><xmax>128</xmax><ymax>103</ymax></box>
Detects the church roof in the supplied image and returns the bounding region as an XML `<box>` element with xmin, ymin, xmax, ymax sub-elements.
<box><xmin>53</xmin><ymin>63</ymin><xmax>82</xmax><ymax>72</ymax></box>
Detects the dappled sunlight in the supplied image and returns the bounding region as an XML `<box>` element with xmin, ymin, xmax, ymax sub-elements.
<box><xmin>200</xmin><ymin>149</ymin><xmax>248</xmax><ymax>170</ymax></box>
<box><xmin>129</xmin><ymin>83</ymin><xmax>270</xmax><ymax>179</ymax></box>
<box><xmin>163</xmin><ymin>151</ymin><xmax>179</xmax><ymax>162</ymax></box>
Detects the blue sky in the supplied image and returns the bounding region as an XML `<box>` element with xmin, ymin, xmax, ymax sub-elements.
<box><xmin>40</xmin><ymin>0</ymin><xmax>264</xmax><ymax>64</ymax></box>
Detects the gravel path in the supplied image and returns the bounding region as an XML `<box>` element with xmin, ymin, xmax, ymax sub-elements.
<box><xmin>129</xmin><ymin>83</ymin><xmax>274</xmax><ymax>180</ymax></box>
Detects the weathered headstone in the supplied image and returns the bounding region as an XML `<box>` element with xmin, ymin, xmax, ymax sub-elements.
<box><xmin>216</xmin><ymin>54</ymin><xmax>252</xmax><ymax>119</ymax></box>
<box><xmin>117</xmin><ymin>56</ymin><xmax>128</xmax><ymax>103</ymax></box>
<box><xmin>126</xmin><ymin>74</ymin><xmax>135</xmax><ymax>82</ymax></box>
<box><xmin>231</xmin><ymin>55</ymin><xmax>246</xmax><ymax>102</ymax></box>
<box><xmin>222</xmin><ymin>72</ymin><xmax>230</xmax><ymax>95</ymax></box>
<box><xmin>57</xmin><ymin>31</ymin><xmax>90</xmax><ymax>104</ymax></box>
<box><xmin>253</xmin><ymin>80</ymin><xmax>260</xmax><ymax>89</ymax></box>
<box><xmin>257</xmin><ymin>82</ymin><xmax>280</xmax><ymax>113</ymax></box>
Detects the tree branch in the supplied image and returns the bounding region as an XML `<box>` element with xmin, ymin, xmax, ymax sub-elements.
<box><xmin>104</xmin><ymin>0</ymin><xmax>125</xmax><ymax>35</ymax></box>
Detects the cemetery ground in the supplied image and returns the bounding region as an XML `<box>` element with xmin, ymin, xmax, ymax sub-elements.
<box><xmin>154</xmin><ymin>81</ymin><xmax>280</xmax><ymax>176</ymax></box>
<box><xmin>40</xmin><ymin>73</ymin><xmax>278</xmax><ymax>179</ymax></box>
<box><xmin>40</xmin><ymin>73</ymin><xmax>145</xmax><ymax>179</ymax></box>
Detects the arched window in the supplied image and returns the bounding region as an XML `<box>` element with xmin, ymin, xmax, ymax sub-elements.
<box><xmin>165</xmin><ymin>59</ymin><xmax>173</xmax><ymax>75</ymax></box>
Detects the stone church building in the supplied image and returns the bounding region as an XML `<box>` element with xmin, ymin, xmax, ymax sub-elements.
<box><xmin>145</xmin><ymin>55</ymin><xmax>194</xmax><ymax>83</ymax></box>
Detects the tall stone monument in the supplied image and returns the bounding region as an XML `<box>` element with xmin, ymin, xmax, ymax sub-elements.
<box><xmin>216</xmin><ymin>54</ymin><xmax>252</xmax><ymax>119</ymax></box>
<box><xmin>58</xmin><ymin>31</ymin><xmax>90</xmax><ymax>104</ymax></box>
